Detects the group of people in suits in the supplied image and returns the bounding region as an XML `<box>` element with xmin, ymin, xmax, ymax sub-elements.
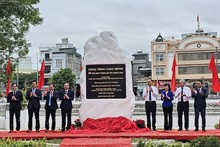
<box><xmin>7</xmin><ymin>81</ymin><xmax>74</xmax><ymax>133</ymax></box>
<box><xmin>143</xmin><ymin>79</ymin><xmax>208</xmax><ymax>131</ymax></box>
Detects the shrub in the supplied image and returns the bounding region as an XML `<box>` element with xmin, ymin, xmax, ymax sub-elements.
<box><xmin>0</xmin><ymin>138</ymin><xmax>47</xmax><ymax>147</ymax></box>
<box><xmin>214</xmin><ymin>123</ymin><xmax>219</xmax><ymax>129</ymax></box>
<box><xmin>137</xmin><ymin>140</ymin><xmax>146</xmax><ymax>147</ymax></box>
<box><xmin>190</xmin><ymin>136</ymin><xmax>220</xmax><ymax>147</ymax></box>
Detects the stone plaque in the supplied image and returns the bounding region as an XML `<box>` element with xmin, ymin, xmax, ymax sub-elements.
<box><xmin>86</xmin><ymin>64</ymin><xmax>126</xmax><ymax>99</ymax></box>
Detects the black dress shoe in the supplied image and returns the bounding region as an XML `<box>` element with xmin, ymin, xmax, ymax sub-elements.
<box><xmin>202</xmin><ymin>129</ymin><xmax>206</xmax><ymax>131</ymax></box>
<box><xmin>8</xmin><ymin>130</ymin><xmax>13</xmax><ymax>133</ymax></box>
<box><xmin>185</xmin><ymin>129</ymin><xmax>189</xmax><ymax>131</ymax></box>
<box><xmin>45</xmin><ymin>130</ymin><xmax>49</xmax><ymax>132</ymax></box>
<box><xmin>194</xmin><ymin>129</ymin><xmax>199</xmax><ymax>131</ymax></box>
<box><xmin>36</xmin><ymin>130</ymin><xmax>40</xmax><ymax>133</ymax></box>
<box><xmin>61</xmin><ymin>129</ymin><xmax>65</xmax><ymax>132</ymax></box>
<box><xmin>178</xmin><ymin>128</ymin><xmax>182</xmax><ymax>131</ymax></box>
<box><xmin>26</xmin><ymin>130</ymin><xmax>32</xmax><ymax>133</ymax></box>
<box><xmin>153</xmin><ymin>128</ymin><xmax>157</xmax><ymax>131</ymax></box>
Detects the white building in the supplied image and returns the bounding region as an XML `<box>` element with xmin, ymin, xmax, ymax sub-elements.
<box><xmin>151</xmin><ymin>27</ymin><xmax>220</xmax><ymax>93</ymax></box>
<box><xmin>17</xmin><ymin>57</ymin><xmax>37</xmax><ymax>73</ymax></box>
<box><xmin>131</xmin><ymin>50</ymin><xmax>151</xmax><ymax>96</ymax></box>
<box><xmin>39</xmin><ymin>38</ymin><xmax>82</xmax><ymax>85</ymax></box>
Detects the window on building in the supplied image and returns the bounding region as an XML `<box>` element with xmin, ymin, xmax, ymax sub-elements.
<box><xmin>155</xmin><ymin>54</ymin><xmax>164</xmax><ymax>62</ymax></box>
<box><xmin>45</xmin><ymin>65</ymin><xmax>51</xmax><ymax>73</ymax></box>
<box><xmin>138</xmin><ymin>66</ymin><xmax>142</xmax><ymax>73</ymax></box>
<box><xmin>135</xmin><ymin>56</ymin><xmax>146</xmax><ymax>60</ymax></box>
<box><xmin>44</xmin><ymin>78</ymin><xmax>49</xmax><ymax>85</ymax></box>
<box><xmin>178</xmin><ymin>52</ymin><xmax>216</xmax><ymax>61</ymax></box>
<box><xmin>45</xmin><ymin>53</ymin><xmax>50</xmax><ymax>59</ymax></box>
<box><xmin>178</xmin><ymin>66</ymin><xmax>211</xmax><ymax>74</ymax></box>
<box><xmin>56</xmin><ymin>59</ymin><xmax>62</xmax><ymax>68</ymax></box>
<box><xmin>156</xmin><ymin>67</ymin><xmax>164</xmax><ymax>75</ymax></box>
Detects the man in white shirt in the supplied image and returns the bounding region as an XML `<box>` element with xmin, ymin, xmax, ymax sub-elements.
<box><xmin>142</xmin><ymin>79</ymin><xmax>158</xmax><ymax>131</ymax></box>
<box><xmin>175</xmin><ymin>79</ymin><xmax>191</xmax><ymax>131</ymax></box>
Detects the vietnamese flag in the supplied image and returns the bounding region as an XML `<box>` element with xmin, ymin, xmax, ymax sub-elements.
<box><xmin>209</xmin><ymin>54</ymin><xmax>220</xmax><ymax>93</ymax></box>
<box><xmin>171</xmin><ymin>55</ymin><xmax>177</xmax><ymax>92</ymax></box>
<box><xmin>5</xmin><ymin>59</ymin><xmax>11</xmax><ymax>96</ymax></box>
<box><xmin>38</xmin><ymin>59</ymin><xmax>45</xmax><ymax>89</ymax></box>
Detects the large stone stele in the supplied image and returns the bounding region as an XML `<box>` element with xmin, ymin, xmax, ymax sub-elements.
<box><xmin>79</xmin><ymin>31</ymin><xmax>135</xmax><ymax>123</ymax></box>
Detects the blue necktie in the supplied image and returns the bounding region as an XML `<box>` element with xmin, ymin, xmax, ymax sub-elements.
<box><xmin>49</xmin><ymin>92</ymin><xmax>52</xmax><ymax>106</ymax></box>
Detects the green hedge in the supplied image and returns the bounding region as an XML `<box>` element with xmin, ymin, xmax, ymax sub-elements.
<box><xmin>0</xmin><ymin>138</ymin><xmax>47</xmax><ymax>147</ymax></box>
<box><xmin>190</xmin><ymin>136</ymin><xmax>220</xmax><ymax>147</ymax></box>
<box><xmin>137</xmin><ymin>140</ymin><xmax>190</xmax><ymax>147</ymax></box>
<box><xmin>137</xmin><ymin>136</ymin><xmax>220</xmax><ymax>147</ymax></box>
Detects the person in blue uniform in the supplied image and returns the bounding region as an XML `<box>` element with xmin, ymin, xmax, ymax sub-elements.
<box><xmin>161</xmin><ymin>83</ymin><xmax>173</xmax><ymax>131</ymax></box>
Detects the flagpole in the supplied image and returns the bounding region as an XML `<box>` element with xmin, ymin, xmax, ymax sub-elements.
<box><xmin>37</xmin><ymin>53</ymin><xmax>39</xmax><ymax>83</ymax></box>
<box><xmin>215</xmin><ymin>47</ymin><xmax>218</xmax><ymax>72</ymax></box>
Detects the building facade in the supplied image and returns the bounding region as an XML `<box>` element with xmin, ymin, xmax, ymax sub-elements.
<box><xmin>131</xmin><ymin>50</ymin><xmax>151</xmax><ymax>96</ymax></box>
<box><xmin>151</xmin><ymin>30</ymin><xmax>220</xmax><ymax>92</ymax></box>
<box><xmin>18</xmin><ymin>57</ymin><xmax>37</xmax><ymax>74</ymax></box>
<box><xmin>39</xmin><ymin>38</ymin><xmax>82</xmax><ymax>85</ymax></box>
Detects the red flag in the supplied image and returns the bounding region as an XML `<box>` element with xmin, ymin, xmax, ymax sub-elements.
<box><xmin>5</xmin><ymin>59</ymin><xmax>11</xmax><ymax>96</ymax></box>
<box><xmin>209</xmin><ymin>54</ymin><xmax>220</xmax><ymax>93</ymax></box>
<box><xmin>38</xmin><ymin>59</ymin><xmax>45</xmax><ymax>89</ymax></box>
<box><xmin>6</xmin><ymin>79</ymin><xmax>10</xmax><ymax>97</ymax></box>
<box><xmin>197</xmin><ymin>14</ymin><xmax>199</xmax><ymax>23</ymax></box>
<box><xmin>6</xmin><ymin>59</ymin><xmax>11</xmax><ymax>75</ymax></box>
<box><xmin>171</xmin><ymin>55</ymin><xmax>176</xmax><ymax>92</ymax></box>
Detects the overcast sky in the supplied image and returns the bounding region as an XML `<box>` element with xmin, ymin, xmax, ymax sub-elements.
<box><xmin>27</xmin><ymin>0</ymin><xmax>220</xmax><ymax>68</ymax></box>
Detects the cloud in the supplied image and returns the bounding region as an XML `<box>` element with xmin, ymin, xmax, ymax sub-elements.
<box><xmin>27</xmin><ymin>0</ymin><xmax>220</xmax><ymax>69</ymax></box>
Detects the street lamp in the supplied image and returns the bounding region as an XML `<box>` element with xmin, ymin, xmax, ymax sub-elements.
<box><xmin>215</xmin><ymin>46</ymin><xmax>218</xmax><ymax>72</ymax></box>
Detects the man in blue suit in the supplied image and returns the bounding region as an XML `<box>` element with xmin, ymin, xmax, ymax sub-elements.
<box><xmin>26</xmin><ymin>81</ymin><xmax>42</xmax><ymax>132</ymax></box>
<box><xmin>59</xmin><ymin>83</ymin><xmax>74</xmax><ymax>132</ymax></box>
<box><xmin>44</xmin><ymin>84</ymin><xmax>58</xmax><ymax>132</ymax></box>
<box><xmin>192</xmin><ymin>80</ymin><xmax>208</xmax><ymax>131</ymax></box>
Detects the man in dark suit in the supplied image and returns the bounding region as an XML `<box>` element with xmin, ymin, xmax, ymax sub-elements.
<box><xmin>192</xmin><ymin>80</ymin><xmax>208</xmax><ymax>131</ymax></box>
<box><xmin>25</xmin><ymin>81</ymin><xmax>42</xmax><ymax>132</ymax></box>
<box><xmin>7</xmin><ymin>83</ymin><xmax>23</xmax><ymax>133</ymax></box>
<box><xmin>59</xmin><ymin>83</ymin><xmax>74</xmax><ymax>132</ymax></box>
<box><xmin>44</xmin><ymin>84</ymin><xmax>58</xmax><ymax>132</ymax></box>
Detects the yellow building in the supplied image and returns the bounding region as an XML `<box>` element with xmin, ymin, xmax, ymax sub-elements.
<box><xmin>151</xmin><ymin>29</ymin><xmax>220</xmax><ymax>87</ymax></box>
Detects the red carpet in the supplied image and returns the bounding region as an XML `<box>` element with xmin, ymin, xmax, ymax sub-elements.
<box><xmin>1</xmin><ymin>130</ymin><xmax>220</xmax><ymax>141</ymax></box>
<box><xmin>60</xmin><ymin>138</ymin><xmax>131</xmax><ymax>147</ymax></box>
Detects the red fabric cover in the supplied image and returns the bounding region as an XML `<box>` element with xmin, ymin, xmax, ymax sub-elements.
<box><xmin>66</xmin><ymin>116</ymin><xmax>150</xmax><ymax>134</ymax></box>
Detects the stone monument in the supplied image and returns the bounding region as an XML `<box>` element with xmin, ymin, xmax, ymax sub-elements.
<box><xmin>79</xmin><ymin>31</ymin><xmax>135</xmax><ymax>122</ymax></box>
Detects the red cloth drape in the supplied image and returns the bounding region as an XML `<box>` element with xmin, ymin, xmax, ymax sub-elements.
<box><xmin>171</xmin><ymin>55</ymin><xmax>176</xmax><ymax>92</ymax></box>
<box><xmin>38</xmin><ymin>60</ymin><xmax>45</xmax><ymax>89</ymax></box>
<box><xmin>209</xmin><ymin>54</ymin><xmax>220</xmax><ymax>93</ymax></box>
<box><xmin>66</xmin><ymin>116</ymin><xmax>150</xmax><ymax>134</ymax></box>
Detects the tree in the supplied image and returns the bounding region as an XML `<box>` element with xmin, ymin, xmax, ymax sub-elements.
<box><xmin>0</xmin><ymin>0</ymin><xmax>43</xmax><ymax>60</ymax></box>
<box><xmin>12</xmin><ymin>72</ymin><xmax>37</xmax><ymax>89</ymax></box>
<box><xmin>0</xmin><ymin>0</ymin><xmax>43</xmax><ymax>88</ymax></box>
<box><xmin>50</xmin><ymin>68</ymin><xmax>76</xmax><ymax>90</ymax></box>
